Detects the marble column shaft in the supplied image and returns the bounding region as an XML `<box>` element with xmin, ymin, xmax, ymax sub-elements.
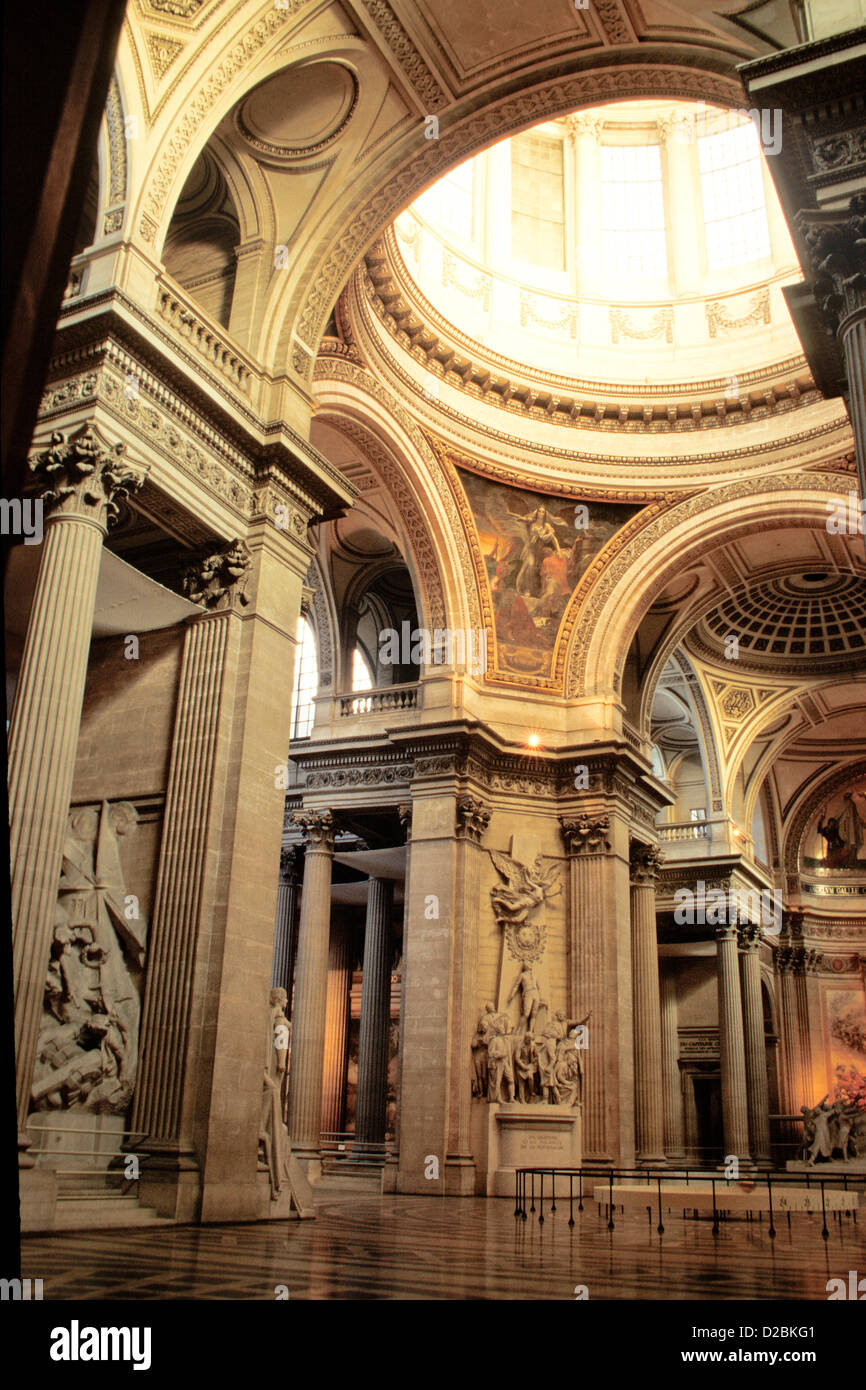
<box><xmin>716</xmin><ymin>925</ymin><xmax>751</xmax><ymax>1162</ymax></box>
<box><xmin>9</xmin><ymin>425</ymin><xmax>144</xmax><ymax>1134</ymax></box>
<box><xmin>445</xmin><ymin>796</ymin><xmax>489</xmax><ymax>1193</ymax></box>
<box><xmin>629</xmin><ymin>843</ymin><xmax>666</xmax><ymax>1163</ymax></box>
<box><xmin>738</xmin><ymin>926</ymin><xmax>771</xmax><ymax>1164</ymax></box>
<box><xmin>353</xmin><ymin>877</ymin><xmax>394</xmax><ymax>1158</ymax></box>
<box><xmin>320</xmin><ymin>921</ymin><xmax>351</xmax><ymax>1138</ymax></box>
<box><xmin>660</xmin><ymin>963</ymin><xmax>685</xmax><ymax>1159</ymax></box>
<box><xmin>271</xmin><ymin>848</ymin><xmax>300</xmax><ymax>996</ymax></box>
<box><xmin>561</xmin><ymin>815</ymin><xmax>612</xmax><ymax>1159</ymax></box>
<box><xmin>287</xmin><ymin>811</ymin><xmax>335</xmax><ymax>1156</ymax></box>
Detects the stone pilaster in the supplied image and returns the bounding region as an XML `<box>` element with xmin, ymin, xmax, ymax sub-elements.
<box><xmin>660</xmin><ymin>961</ymin><xmax>685</xmax><ymax>1160</ymax></box>
<box><xmin>715</xmin><ymin>924</ymin><xmax>752</xmax><ymax>1165</ymax></box>
<box><xmin>445</xmin><ymin>794</ymin><xmax>489</xmax><ymax>1195</ymax></box>
<box><xmin>738</xmin><ymin>924</ymin><xmax>771</xmax><ymax>1166</ymax></box>
<box><xmin>287</xmin><ymin>810</ymin><xmax>335</xmax><ymax>1167</ymax></box>
<box><xmin>351</xmin><ymin>878</ymin><xmax>395</xmax><ymax>1163</ymax></box>
<box><xmin>10</xmin><ymin>424</ymin><xmax>145</xmax><ymax>1138</ymax></box>
<box><xmin>560</xmin><ymin>813</ymin><xmax>613</xmax><ymax>1160</ymax></box>
<box><xmin>320</xmin><ymin>920</ymin><xmax>351</xmax><ymax>1140</ymax></box>
<box><xmin>629</xmin><ymin>842</ymin><xmax>666</xmax><ymax>1165</ymax></box>
<box><xmin>384</xmin><ymin>803</ymin><xmax>411</xmax><ymax>1192</ymax></box>
<box><xmin>800</xmin><ymin>194</ymin><xmax>866</xmax><ymax>502</ymax></box>
<box><xmin>272</xmin><ymin>846</ymin><xmax>300</xmax><ymax>996</ymax></box>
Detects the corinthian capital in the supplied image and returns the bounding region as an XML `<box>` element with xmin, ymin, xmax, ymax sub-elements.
<box><xmin>293</xmin><ymin>809</ymin><xmax>335</xmax><ymax>853</ymax></box>
<box><xmin>629</xmin><ymin>841</ymin><xmax>664</xmax><ymax>885</ymax></box>
<box><xmin>799</xmin><ymin>193</ymin><xmax>866</xmax><ymax>331</ymax></box>
<box><xmin>29</xmin><ymin>424</ymin><xmax>146</xmax><ymax>527</ymax></box>
<box><xmin>183</xmin><ymin>539</ymin><xmax>252</xmax><ymax>613</ymax></box>
<box><xmin>560</xmin><ymin>814</ymin><xmax>610</xmax><ymax>855</ymax></box>
<box><xmin>455</xmin><ymin>794</ymin><xmax>490</xmax><ymax>843</ymax></box>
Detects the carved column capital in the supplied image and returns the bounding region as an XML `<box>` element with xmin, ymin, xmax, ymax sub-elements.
<box><xmin>398</xmin><ymin>802</ymin><xmax>412</xmax><ymax>841</ymax></box>
<box><xmin>629</xmin><ymin>841</ymin><xmax>664</xmax><ymax>886</ymax></box>
<box><xmin>565</xmin><ymin>113</ymin><xmax>602</xmax><ymax>143</ymax></box>
<box><xmin>781</xmin><ymin>908</ymin><xmax>805</xmax><ymax>940</ymax></box>
<box><xmin>737</xmin><ymin>922</ymin><xmax>763</xmax><ymax>952</ymax></box>
<box><xmin>799</xmin><ymin>193</ymin><xmax>866</xmax><ymax>331</ymax></box>
<box><xmin>279</xmin><ymin>844</ymin><xmax>301</xmax><ymax>884</ymax></box>
<box><xmin>560</xmin><ymin>814</ymin><xmax>610</xmax><ymax>855</ymax></box>
<box><xmin>293</xmin><ymin>809</ymin><xmax>335</xmax><ymax>853</ymax></box>
<box><xmin>455</xmin><ymin>794</ymin><xmax>490</xmax><ymax>843</ymax></box>
<box><xmin>182</xmin><ymin>538</ymin><xmax>252</xmax><ymax>613</ymax></box>
<box><xmin>29</xmin><ymin>424</ymin><xmax>146</xmax><ymax>528</ymax></box>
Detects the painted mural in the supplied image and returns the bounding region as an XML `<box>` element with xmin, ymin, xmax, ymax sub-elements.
<box><xmin>458</xmin><ymin>469</ymin><xmax>640</xmax><ymax>679</ymax></box>
<box><xmin>826</xmin><ymin>986</ymin><xmax>866</xmax><ymax>1111</ymax></box>
<box><xmin>802</xmin><ymin>779</ymin><xmax>866</xmax><ymax>874</ymax></box>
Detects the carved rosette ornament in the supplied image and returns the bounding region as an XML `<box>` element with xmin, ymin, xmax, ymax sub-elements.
<box><xmin>800</xmin><ymin>193</ymin><xmax>866</xmax><ymax>333</ymax></box>
<box><xmin>182</xmin><ymin>538</ymin><xmax>252</xmax><ymax>612</ymax></box>
<box><xmin>455</xmin><ymin>795</ymin><xmax>490</xmax><ymax>843</ymax></box>
<box><xmin>293</xmin><ymin>809</ymin><xmax>335</xmax><ymax>853</ymax></box>
<box><xmin>29</xmin><ymin>425</ymin><xmax>146</xmax><ymax>527</ymax></box>
<box><xmin>629</xmin><ymin>842</ymin><xmax>664</xmax><ymax>886</ymax></box>
<box><xmin>560</xmin><ymin>814</ymin><xmax>610</xmax><ymax>855</ymax></box>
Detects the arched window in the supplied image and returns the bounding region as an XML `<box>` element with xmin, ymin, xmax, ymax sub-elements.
<box><xmin>290</xmin><ymin>616</ymin><xmax>318</xmax><ymax>740</ymax></box>
<box><xmin>352</xmin><ymin>647</ymin><xmax>374</xmax><ymax>692</ymax></box>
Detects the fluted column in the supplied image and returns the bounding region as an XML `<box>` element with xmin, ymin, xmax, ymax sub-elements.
<box><xmin>445</xmin><ymin>795</ymin><xmax>490</xmax><ymax>1194</ymax></box>
<box><xmin>716</xmin><ymin>924</ymin><xmax>751</xmax><ymax>1165</ymax></box>
<box><xmin>352</xmin><ymin>877</ymin><xmax>394</xmax><ymax>1162</ymax></box>
<box><xmin>287</xmin><ymin>810</ymin><xmax>335</xmax><ymax>1164</ymax></box>
<box><xmin>801</xmin><ymin>195</ymin><xmax>866</xmax><ymax>502</ymax></box>
<box><xmin>566</xmin><ymin>114</ymin><xmax>602</xmax><ymax>297</ymax></box>
<box><xmin>738</xmin><ymin>924</ymin><xmax>771</xmax><ymax>1166</ymax></box>
<box><xmin>629</xmin><ymin>842</ymin><xmax>666</xmax><ymax>1165</ymax></box>
<box><xmin>131</xmin><ymin>544</ymin><xmax>254</xmax><ymax>1155</ymax></box>
<box><xmin>660</xmin><ymin>113</ymin><xmax>702</xmax><ymax>296</ymax></box>
<box><xmin>560</xmin><ymin>814</ymin><xmax>612</xmax><ymax>1159</ymax></box>
<box><xmin>660</xmin><ymin>962</ymin><xmax>685</xmax><ymax>1160</ymax></box>
<box><xmin>10</xmin><ymin>424</ymin><xmax>145</xmax><ymax>1137</ymax></box>
<box><xmin>271</xmin><ymin>846</ymin><xmax>300</xmax><ymax>995</ymax></box>
<box><xmin>320</xmin><ymin>920</ymin><xmax>351</xmax><ymax>1139</ymax></box>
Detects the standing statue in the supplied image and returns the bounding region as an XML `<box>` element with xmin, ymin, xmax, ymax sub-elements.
<box><xmin>507</xmin><ymin>964</ymin><xmax>545</xmax><ymax>1033</ymax></box>
<box><xmin>260</xmin><ymin>989</ymin><xmax>293</xmax><ymax>1200</ymax></box>
<box><xmin>471</xmin><ymin>1003</ymin><xmax>497</xmax><ymax>1098</ymax></box>
<box><xmin>487</xmin><ymin>1015</ymin><xmax>516</xmax><ymax>1104</ymax></box>
<box><xmin>514</xmin><ymin>1033</ymin><xmax>538</xmax><ymax>1104</ymax></box>
<box><xmin>533</xmin><ymin>1032</ymin><xmax>561</xmax><ymax>1105</ymax></box>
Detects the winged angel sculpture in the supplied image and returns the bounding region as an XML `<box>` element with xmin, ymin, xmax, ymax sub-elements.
<box><xmin>489</xmin><ymin>850</ymin><xmax>561</xmax><ymax>926</ymax></box>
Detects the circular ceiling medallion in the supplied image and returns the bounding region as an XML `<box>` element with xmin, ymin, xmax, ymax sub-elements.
<box><xmin>690</xmin><ymin>573</ymin><xmax>866</xmax><ymax>671</ymax></box>
<box><xmin>236</xmin><ymin>63</ymin><xmax>357</xmax><ymax>160</ymax></box>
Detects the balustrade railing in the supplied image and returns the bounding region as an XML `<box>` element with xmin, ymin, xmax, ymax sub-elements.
<box><xmin>338</xmin><ymin>684</ymin><xmax>419</xmax><ymax>718</ymax></box>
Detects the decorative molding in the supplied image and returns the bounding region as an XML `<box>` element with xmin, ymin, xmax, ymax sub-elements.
<box><xmin>303</xmin><ymin>558</ymin><xmax>334</xmax><ymax>689</ymax></box>
<box><xmin>809</xmin><ymin>126</ymin><xmax>866</xmax><ymax>175</ymax></box>
<box><xmin>442</xmin><ymin>250</ymin><xmax>491</xmax><ymax>310</ymax></box>
<box><xmin>359</xmin><ymin>0</ymin><xmax>447</xmax><ymax>112</ymax></box>
<box><xmin>610</xmin><ymin>306</ymin><xmax>672</xmax><ymax>345</ymax></box>
<box><xmin>145</xmin><ymin>32</ymin><xmax>184</xmax><ymax>80</ymax></box>
<box><xmin>520</xmin><ymin>291</ymin><xmax>577</xmax><ymax>339</ymax></box>
<box><xmin>706</xmin><ymin>288</ymin><xmax>770</xmax><ymax>338</ymax></box>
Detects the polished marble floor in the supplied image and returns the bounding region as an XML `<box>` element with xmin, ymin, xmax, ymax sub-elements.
<box><xmin>21</xmin><ymin>1193</ymin><xmax>865</xmax><ymax>1301</ymax></box>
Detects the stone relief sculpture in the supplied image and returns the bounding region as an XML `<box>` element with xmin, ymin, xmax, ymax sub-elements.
<box><xmin>31</xmin><ymin>802</ymin><xmax>147</xmax><ymax>1115</ymax></box>
<box><xmin>800</xmin><ymin>1095</ymin><xmax>866</xmax><ymax>1163</ymax></box>
<box><xmin>474</xmin><ymin>843</ymin><xmax>588</xmax><ymax>1108</ymax></box>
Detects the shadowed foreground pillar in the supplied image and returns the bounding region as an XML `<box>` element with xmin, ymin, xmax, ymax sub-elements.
<box><xmin>660</xmin><ymin>961</ymin><xmax>685</xmax><ymax>1161</ymax></box>
<box><xmin>10</xmin><ymin>424</ymin><xmax>144</xmax><ymax>1139</ymax></box>
<box><xmin>629</xmin><ymin>842</ymin><xmax>666</xmax><ymax>1165</ymax></box>
<box><xmin>351</xmin><ymin>878</ymin><xmax>394</xmax><ymax>1163</ymax></box>
<box><xmin>288</xmin><ymin>810</ymin><xmax>335</xmax><ymax>1170</ymax></box>
<box><xmin>272</xmin><ymin>847</ymin><xmax>300</xmax><ymax>996</ymax></box>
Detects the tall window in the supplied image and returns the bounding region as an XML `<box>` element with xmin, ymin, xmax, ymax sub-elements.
<box><xmin>600</xmin><ymin>143</ymin><xmax>667</xmax><ymax>279</ymax></box>
<box><xmin>511</xmin><ymin>134</ymin><xmax>566</xmax><ymax>269</ymax></box>
<box><xmin>290</xmin><ymin>616</ymin><xmax>317</xmax><ymax>740</ymax></box>
<box><xmin>352</xmin><ymin>647</ymin><xmax>374</xmax><ymax>692</ymax></box>
<box><xmin>416</xmin><ymin>160</ymin><xmax>474</xmax><ymax>239</ymax></box>
<box><xmin>698</xmin><ymin>121</ymin><xmax>771</xmax><ymax>269</ymax></box>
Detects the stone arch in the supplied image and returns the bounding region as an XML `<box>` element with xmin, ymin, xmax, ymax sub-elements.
<box><xmin>302</xmin><ymin>556</ymin><xmax>336</xmax><ymax>693</ymax></box>
<box><xmin>565</xmin><ymin>474</ymin><xmax>853</xmax><ymax>703</ymax></box>
<box><xmin>312</xmin><ymin>360</ymin><xmax>480</xmax><ymax>645</ymax></box>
